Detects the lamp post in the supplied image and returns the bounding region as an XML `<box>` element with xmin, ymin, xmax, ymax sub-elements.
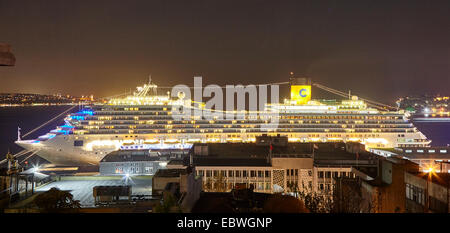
<box><xmin>425</xmin><ymin>167</ymin><xmax>434</xmax><ymax>213</ymax></box>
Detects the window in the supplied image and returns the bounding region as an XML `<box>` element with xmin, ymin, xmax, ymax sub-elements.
<box><xmin>206</xmin><ymin>170</ymin><xmax>211</xmax><ymax>177</ymax></box>
<box><xmin>333</xmin><ymin>172</ymin><xmax>339</xmax><ymax>178</ymax></box>
<box><xmin>235</xmin><ymin>171</ymin><xmax>241</xmax><ymax>178</ymax></box>
<box><xmin>405</xmin><ymin>150</ymin><xmax>412</xmax><ymax>153</ymax></box>
<box><xmin>440</xmin><ymin>150</ymin><xmax>447</xmax><ymax>153</ymax></box>
<box><xmin>308</xmin><ymin>170</ymin><xmax>312</xmax><ymax>176</ymax></box>
<box><xmin>325</xmin><ymin>171</ymin><xmax>331</xmax><ymax>178</ymax></box>
<box><xmin>294</xmin><ymin>169</ymin><xmax>298</xmax><ymax>176</ymax></box>
<box><xmin>406</xmin><ymin>183</ymin><xmax>424</xmax><ymax>205</ymax></box>
<box><xmin>258</xmin><ymin>171</ymin><xmax>263</xmax><ymax>178</ymax></box>
<box><xmin>257</xmin><ymin>182</ymin><xmax>264</xmax><ymax>190</ymax></box>
<box><xmin>250</xmin><ymin>171</ymin><xmax>256</xmax><ymax>178</ymax></box>
<box><xmin>228</xmin><ymin>170</ymin><xmax>234</xmax><ymax>177</ymax></box>
<box><xmin>243</xmin><ymin>171</ymin><xmax>247</xmax><ymax>177</ymax></box>
<box><xmin>318</xmin><ymin>171</ymin><xmax>324</xmax><ymax>178</ymax></box>
<box><xmin>417</xmin><ymin>150</ymin><xmax>424</xmax><ymax>153</ymax></box>
<box><xmin>265</xmin><ymin>171</ymin><xmax>271</xmax><ymax>178</ymax></box>
<box><xmin>428</xmin><ymin>150</ymin><xmax>435</xmax><ymax>153</ymax></box>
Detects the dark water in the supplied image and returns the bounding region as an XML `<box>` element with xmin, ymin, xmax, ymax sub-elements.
<box><xmin>0</xmin><ymin>107</ymin><xmax>449</xmax><ymax>162</ymax></box>
<box><xmin>0</xmin><ymin>106</ymin><xmax>78</xmax><ymax>164</ymax></box>
<box><xmin>412</xmin><ymin>121</ymin><xmax>450</xmax><ymax>146</ymax></box>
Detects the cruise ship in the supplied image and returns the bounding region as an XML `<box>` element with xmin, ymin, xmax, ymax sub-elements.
<box><xmin>16</xmin><ymin>78</ymin><xmax>431</xmax><ymax>165</ymax></box>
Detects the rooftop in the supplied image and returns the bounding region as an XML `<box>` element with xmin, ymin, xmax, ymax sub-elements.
<box><xmin>193</xmin><ymin>157</ymin><xmax>271</xmax><ymax>167</ymax></box>
<box><xmin>101</xmin><ymin>150</ymin><xmax>160</xmax><ymax>162</ymax></box>
<box><xmin>101</xmin><ymin>149</ymin><xmax>187</xmax><ymax>163</ymax></box>
<box><xmin>191</xmin><ymin>142</ymin><xmax>379</xmax><ymax>168</ymax></box>
<box><xmin>313</xmin><ymin>143</ymin><xmax>378</xmax><ymax>167</ymax></box>
<box><xmin>167</xmin><ymin>159</ymin><xmax>185</xmax><ymax>165</ymax></box>
<box><xmin>196</xmin><ymin>142</ymin><xmax>313</xmax><ymax>158</ymax></box>
<box><xmin>153</xmin><ymin>168</ymin><xmax>188</xmax><ymax>178</ymax></box>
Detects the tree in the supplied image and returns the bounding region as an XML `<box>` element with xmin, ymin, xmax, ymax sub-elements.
<box><xmin>154</xmin><ymin>192</ymin><xmax>182</xmax><ymax>213</ymax></box>
<box><xmin>212</xmin><ymin>173</ymin><xmax>227</xmax><ymax>192</ymax></box>
<box><xmin>203</xmin><ymin>174</ymin><xmax>227</xmax><ymax>192</ymax></box>
<box><xmin>33</xmin><ymin>188</ymin><xmax>80</xmax><ymax>212</ymax></box>
<box><xmin>298</xmin><ymin>190</ymin><xmax>334</xmax><ymax>213</ymax></box>
<box><xmin>203</xmin><ymin>177</ymin><xmax>213</xmax><ymax>192</ymax></box>
<box><xmin>332</xmin><ymin>177</ymin><xmax>376</xmax><ymax>213</ymax></box>
<box><xmin>263</xmin><ymin>194</ymin><xmax>309</xmax><ymax>213</ymax></box>
<box><xmin>286</xmin><ymin>181</ymin><xmax>300</xmax><ymax>198</ymax></box>
<box><xmin>288</xmin><ymin>181</ymin><xmax>334</xmax><ymax>213</ymax></box>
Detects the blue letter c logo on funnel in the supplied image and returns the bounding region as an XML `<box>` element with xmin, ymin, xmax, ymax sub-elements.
<box><xmin>299</xmin><ymin>88</ymin><xmax>308</xmax><ymax>97</ymax></box>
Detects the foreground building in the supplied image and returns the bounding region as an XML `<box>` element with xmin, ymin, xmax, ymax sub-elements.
<box><xmin>152</xmin><ymin>166</ymin><xmax>202</xmax><ymax>212</ymax></box>
<box><xmin>370</xmin><ymin>146</ymin><xmax>450</xmax><ymax>172</ymax></box>
<box><xmin>190</xmin><ymin>136</ymin><xmax>378</xmax><ymax>195</ymax></box>
<box><xmin>405</xmin><ymin>172</ymin><xmax>450</xmax><ymax>213</ymax></box>
<box><xmin>99</xmin><ymin>149</ymin><xmax>187</xmax><ymax>175</ymax></box>
<box><xmin>335</xmin><ymin>155</ymin><xmax>450</xmax><ymax>213</ymax></box>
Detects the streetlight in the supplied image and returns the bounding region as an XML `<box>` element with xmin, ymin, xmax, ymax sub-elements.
<box><xmin>424</xmin><ymin>166</ymin><xmax>434</xmax><ymax>212</ymax></box>
<box><xmin>31</xmin><ymin>165</ymin><xmax>39</xmax><ymax>173</ymax></box>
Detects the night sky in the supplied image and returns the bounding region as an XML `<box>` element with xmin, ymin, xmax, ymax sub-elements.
<box><xmin>0</xmin><ymin>0</ymin><xmax>449</xmax><ymax>103</ymax></box>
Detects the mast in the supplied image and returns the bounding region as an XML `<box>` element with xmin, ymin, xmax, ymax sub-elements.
<box><xmin>17</xmin><ymin>126</ymin><xmax>21</xmax><ymax>141</ymax></box>
<box><xmin>148</xmin><ymin>74</ymin><xmax>157</xmax><ymax>96</ymax></box>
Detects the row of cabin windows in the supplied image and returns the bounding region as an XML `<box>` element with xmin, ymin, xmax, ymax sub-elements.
<box><xmin>404</xmin><ymin>149</ymin><xmax>448</xmax><ymax>154</ymax></box>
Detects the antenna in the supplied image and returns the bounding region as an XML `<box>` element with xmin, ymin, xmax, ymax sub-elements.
<box><xmin>17</xmin><ymin>126</ymin><xmax>21</xmax><ymax>141</ymax></box>
<box><xmin>148</xmin><ymin>74</ymin><xmax>157</xmax><ymax>96</ymax></box>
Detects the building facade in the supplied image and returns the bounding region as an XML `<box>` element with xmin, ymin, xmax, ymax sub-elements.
<box><xmin>99</xmin><ymin>149</ymin><xmax>185</xmax><ymax>175</ymax></box>
<box><xmin>191</xmin><ymin>140</ymin><xmax>378</xmax><ymax>195</ymax></box>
